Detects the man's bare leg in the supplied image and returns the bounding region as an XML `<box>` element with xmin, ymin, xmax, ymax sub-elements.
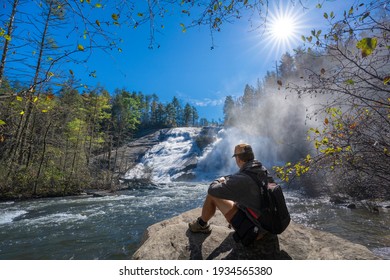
<box><xmin>189</xmin><ymin>194</ymin><xmax>236</xmax><ymax>233</ymax></box>
<box><xmin>200</xmin><ymin>194</ymin><xmax>235</xmax><ymax>222</ymax></box>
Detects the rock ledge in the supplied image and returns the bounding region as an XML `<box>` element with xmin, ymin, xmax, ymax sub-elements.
<box><xmin>132</xmin><ymin>208</ymin><xmax>381</xmax><ymax>260</ymax></box>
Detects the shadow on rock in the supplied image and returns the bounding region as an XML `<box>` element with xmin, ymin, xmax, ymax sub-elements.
<box><xmin>186</xmin><ymin>229</ymin><xmax>292</xmax><ymax>260</ymax></box>
<box><xmin>186</xmin><ymin>229</ymin><xmax>210</xmax><ymax>260</ymax></box>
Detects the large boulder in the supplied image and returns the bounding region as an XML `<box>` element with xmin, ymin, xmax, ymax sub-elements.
<box><xmin>132</xmin><ymin>208</ymin><xmax>381</xmax><ymax>260</ymax></box>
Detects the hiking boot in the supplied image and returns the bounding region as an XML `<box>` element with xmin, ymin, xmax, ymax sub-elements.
<box><xmin>188</xmin><ymin>219</ymin><xmax>212</xmax><ymax>234</ymax></box>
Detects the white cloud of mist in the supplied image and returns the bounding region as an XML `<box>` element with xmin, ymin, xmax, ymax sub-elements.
<box><xmin>196</xmin><ymin>81</ymin><xmax>320</xmax><ymax>179</ymax></box>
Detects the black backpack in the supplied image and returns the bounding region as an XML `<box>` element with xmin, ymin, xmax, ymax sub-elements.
<box><xmin>243</xmin><ymin>170</ymin><xmax>291</xmax><ymax>235</ymax></box>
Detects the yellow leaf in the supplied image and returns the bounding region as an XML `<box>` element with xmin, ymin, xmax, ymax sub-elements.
<box><xmin>112</xmin><ymin>13</ymin><xmax>119</xmax><ymax>21</ymax></box>
<box><xmin>33</xmin><ymin>97</ymin><xmax>38</xmax><ymax>103</ymax></box>
<box><xmin>384</xmin><ymin>76</ymin><xmax>390</xmax><ymax>85</ymax></box>
<box><xmin>20</xmin><ymin>111</ymin><xmax>25</xmax><ymax>115</ymax></box>
<box><xmin>0</xmin><ymin>120</ymin><xmax>6</xmax><ymax>125</ymax></box>
<box><xmin>180</xmin><ymin>23</ymin><xmax>186</xmax><ymax>33</ymax></box>
<box><xmin>42</xmin><ymin>109</ymin><xmax>48</xmax><ymax>113</ymax></box>
<box><xmin>356</xmin><ymin>37</ymin><xmax>377</xmax><ymax>57</ymax></box>
<box><xmin>16</xmin><ymin>96</ymin><xmax>23</xmax><ymax>101</ymax></box>
<box><xmin>77</xmin><ymin>44</ymin><xmax>84</xmax><ymax>51</ymax></box>
<box><xmin>95</xmin><ymin>3</ymin><xmax>102</xmax><ymax>8</ymax></box>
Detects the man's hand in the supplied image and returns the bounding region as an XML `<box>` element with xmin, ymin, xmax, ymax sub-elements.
<box><xmin>217</xmin><ymin>177</ymin><xmax>226</xmax><ymax>183</ymax></box>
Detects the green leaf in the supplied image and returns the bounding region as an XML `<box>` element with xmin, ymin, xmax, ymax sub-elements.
<box><xmin>0</xmin><ymin>120</ymin><xmax>6</xmax><ymax>125</ymax></box>
<box><xmin>324</xmin><ymin>12</ymin><xmax>328</xmax><ymax>19</ymax></box>
<box><xmin>361</xmin><ymin>12</ymin><xmax>370</xmax><ymax>21</ymax></box>
<box><xmin>345</xmin><ymin>79</ymin><xmax>355</xmax><ymax>85</ymax></box>
<box><xmin>356</xmin><ymin>37</ymin><xmax>377</xmax><ymax>57</ymax></box>
<box><xmin>95</xmin><ymin>3</ymin><xmax>102</xmax><ymax>8</ymax></box>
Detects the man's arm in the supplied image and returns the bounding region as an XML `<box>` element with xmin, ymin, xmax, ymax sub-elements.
<box><xmin>207</xmin><ymin>174</ymin><xmax>245</xmax><ymax>201</ymax></box>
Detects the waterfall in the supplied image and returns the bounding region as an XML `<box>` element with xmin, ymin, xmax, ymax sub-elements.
<box><xmin>195</xmin><ymin>127</ymin><xmax>279</xmax><ymax>180</ymax></box>
<box><xmin>124</xmin><ymin>126</ymin><xmax>281</xmax><ymax>183</ymax></box>
<box><xmin>124</xmin><ymin>127</ymin><xmax>203</xmax><ymax>183</ymax></box>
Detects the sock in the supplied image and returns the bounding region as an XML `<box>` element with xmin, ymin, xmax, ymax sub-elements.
<box><xmin>197</xmin><ymin>217</ymin><xmax>207</xmax><ymax>226</ymax></box>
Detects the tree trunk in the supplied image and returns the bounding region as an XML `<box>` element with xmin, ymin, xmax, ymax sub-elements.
<box><xmin>33</xmin><ymin>121</ymin><xmax>52</xmax><ymax>195</ymax></box>
<box><xmin>0</xmin><ymin>0</ymin><xmax>19</xmax><ymax>88</ymax></box>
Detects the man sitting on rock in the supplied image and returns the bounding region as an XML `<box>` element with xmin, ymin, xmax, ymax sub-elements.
<box><xmin>188</xmin><ymin>143</ymin><xmax>280</xmax><ymax>253</ymax></box>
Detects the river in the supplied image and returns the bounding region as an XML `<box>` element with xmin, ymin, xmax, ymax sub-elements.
<box><xmin>0</xmin><ymin>182</ymin><xmax>389</xmax><ymax>260</ymax></box>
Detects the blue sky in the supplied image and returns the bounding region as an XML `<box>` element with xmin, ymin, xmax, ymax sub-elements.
<box><xmin>77</xmin><ymin>1</ymin><xmax>313</xmax><ymax>121</ymax></box>
<box><xmin>5</xmin><ymin>0</ymin><xmax>359</xmax><ymax>121</ymax></box>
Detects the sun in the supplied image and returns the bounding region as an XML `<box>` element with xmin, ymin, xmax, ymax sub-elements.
<box><xmin>270</xmin><ymin>15</ymin><xmax>297</xmax><ymax>41</ymax></box>
<box><xmin>264</xmin><ymin>3</ymin><xmax>304</xmax><ymax>55</ymax></box>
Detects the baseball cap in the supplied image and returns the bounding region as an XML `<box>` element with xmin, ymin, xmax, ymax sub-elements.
<box><xmin>232</xmin><ymin>143</ymin><xmax>254</xmax><ymax>158</ymax></box>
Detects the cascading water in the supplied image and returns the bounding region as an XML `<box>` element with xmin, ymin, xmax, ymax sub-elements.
<box><xmin>124</xmin><ymin>127</ymin><xmax>281</xmax><ymax>183</ymax></box>
<box><xmin>195</xmin><ymin>128</ymin><xmax>280</xmax><ymax>180</ymax></box>
<box><xmin>124</xmin><ymin>127</ymin><xmax>204</xmax><ymax>183</ymax></box>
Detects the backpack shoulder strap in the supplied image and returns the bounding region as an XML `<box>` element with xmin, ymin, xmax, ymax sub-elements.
<box><xmin>242</xmin><ymin>169</ymin><xmax>268</xmax><ymax>190</ymax></box>
<box><xmin>241</xmin><ymin>169</ymin><xmax>269</xmax><ymax>208</ymax></box>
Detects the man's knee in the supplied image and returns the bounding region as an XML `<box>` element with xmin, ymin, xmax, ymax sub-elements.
<box><xmin>206</xmin><ymin>194</ymin><xmax>235</xmax><ymax>216</ymax></box>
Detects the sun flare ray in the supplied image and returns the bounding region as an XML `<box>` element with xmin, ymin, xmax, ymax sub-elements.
<box><xmin>263</xmin><ymin>3</ymin><xmax>306</xmax><ymax>59</ymax></box>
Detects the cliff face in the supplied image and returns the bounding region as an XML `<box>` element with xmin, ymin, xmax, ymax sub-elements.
<box><xmin>132</xmin><ymin>208</ymin><xmax>381</xmax><ymax>260</ymax></box>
